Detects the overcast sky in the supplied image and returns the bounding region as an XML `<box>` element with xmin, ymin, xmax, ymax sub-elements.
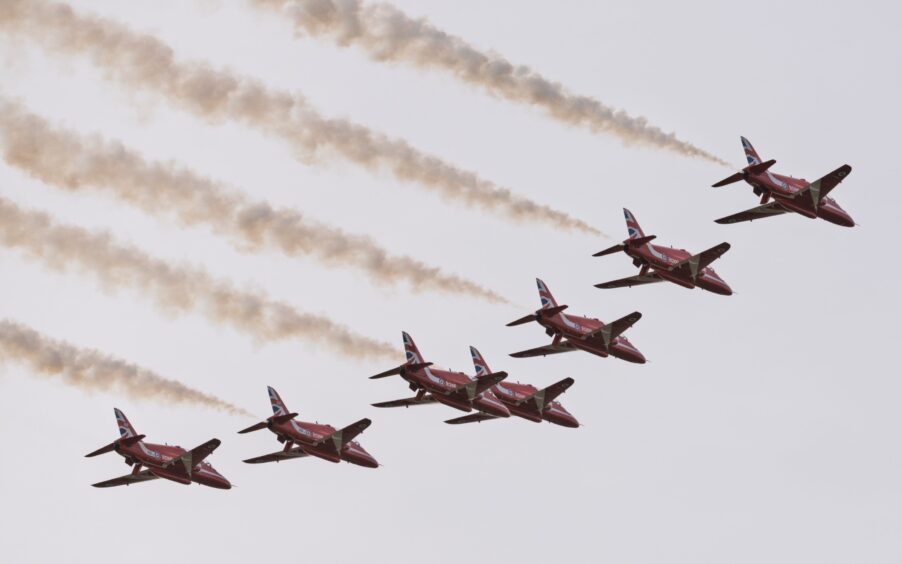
<box><xmin>0</xmin><ymin>1</ymin><xmax>899</xmax><ymax>562</ymax></box>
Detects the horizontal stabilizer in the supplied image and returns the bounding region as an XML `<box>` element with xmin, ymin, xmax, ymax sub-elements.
<box><xmin>372</xmin><ymin>395</ymin><xmax>437</xmax><ymax>408</ymax></box>
<box><xmin>748</xmin><ymin>159</ymin><xmax>776</xmax><ymax>174</ymax></box>
<box><xmin>369</xmin><ymin>362</ymin><xmax>433</xmax><ymax>379</ymax></box>
<box><xmin>540</xmin><ymin>305</ymin><xmax>568</xmax><ymax>317</ymax></box>
<box><xmin>92</xmin><ymin>469</ymin><xmax>159</xmax><ymax>488</ymax></box>
<box><xmin>712</xmin><ymin>171</ymin><xmax>745</xmax><ymax>187</ymax></box>
<box><xmin>595</xmin><ymin>273</ymin><xmax>662</xmax><ymax>289</ymax></box>
<box><xmin>627</xmin><ymin>235</ymin><xmax>656</xmax><ymax>247</ymax></box>
<box><xmin>473</xmin><ymin>372</ymin><xmax>508</xmax><ymax>396</ymax></box>
<box><xmin>85</xmin><ymin>440</ymin><xmax>119</xmax><ymax>458</ymax></box>
<box><xmin>506</xmin><ymin>313</ymin><xmax>538</xmax><ymax>327</ymax></box>
<box><xmin>244</xmin><ymin>447</ymin><xmax>309</xmax><ymax>464</ymax></box>
<box><xmin>592</xmin><ymin>243</ymin><xmax>625</xmax><ymax>257</ymax></box>
<box><xmin>272</xmin><ymin>412</ymin><xmax>298</xmax><ymax>425</ymax></box>
<box><xmin>510</xmin><ymin>341</ymin><xmax>576</xmax><ymax>358</ymax></box>
<box><xmin>238</xmin><ymin>421</ymin><xmax>269</xmax><ymax>434</ymax></box>
<box><xmin>445</xmin><ymin>413</ymin><xmax>500</xmax><ymax>425</ymax></box>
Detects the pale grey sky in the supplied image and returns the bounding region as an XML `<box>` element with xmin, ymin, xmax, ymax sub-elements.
<box><xmin>0</xmin><ymin>1</ymin><xmax>899</xmax><ymax>563</ymax></box>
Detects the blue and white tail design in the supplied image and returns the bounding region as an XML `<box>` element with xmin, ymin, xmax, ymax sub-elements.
<box><xmin>267</xmin><ymin>386</ymin><xmax>290</xmax><ymax>417</ymax></box>
<box><xmin>623</xmin><ymin>208</ymin><xmax>646</xmax><ymax>240</ymax></box>
<box><xmin>536</xmin><ymin>278</ymin><xmax>559</xmax><ymax>310</ymax></box>
<box><xmin>402</xmin><ymin>331</ymin><xmax>424</xmax><ymax>364</ymax></box>
<box><xmin>114</xmin><ymin>408</ymin><xmax>138</xmax><ymax>439</ymax></box>
<box><xmin>741</xmin><ymin>136</ymin><xmax>762</xmax><ymax>166</ymax></box>
<box><xmin>469</xmin><ymin>346</ymin><xmax>493</xmax><ymax>376</ymax></box>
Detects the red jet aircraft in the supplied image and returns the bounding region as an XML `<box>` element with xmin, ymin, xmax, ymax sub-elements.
<box><xmin>239</xmin><ymin>387</ymin><xmax>378</xmax><ymax>468</ymax></box>
<box><xmin>712</xmin><ymin>136</ymin><xmax>854</xmax><ymax>226</ymax></box>
<box><xmin>85</xmin><ymin>408</ymin><xmax>231</xmax><ymax>489</ymax></box>
<box><xmin>593</xmin><ymin>209</ymin><xmax>733</xmax><ymax>295</ymax></box>
<box><xmin>370</xmin><ymin>332</ymin><xmax>512</xmax><ymax>420</ymax></box>
<box><xmin>443</xmin><ymin>346</ymin><xmax>579</xmax><ymax>427</ymax></box>
<box><xmin>507</xmin><ymin>279</ymin><xmax>646</xmax><ymax>363</ymax></box>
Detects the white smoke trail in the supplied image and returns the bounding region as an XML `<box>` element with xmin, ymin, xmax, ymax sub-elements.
<box><xmin>253</xmin><ymin>0</ymin><xmax>729</xmax><ymax>166</ymax></box>
<box><xmin>0</xmin><ymin>0</ymin><xmax>601</xmax><ymax>235</ymax></box>
<box><xmin>0</xmin><ymin>319</ymin><xmax>252</xmax><ymax>416</ymax></box>
<box><xmin>0</xmin><ymin>102</ymin><xmax>507</xmax><ymax>303</ymax></box>
<box><xmin>0</xmin><ymin>197</ymin><xmax>397</xmax><ymax>361</ymax></box>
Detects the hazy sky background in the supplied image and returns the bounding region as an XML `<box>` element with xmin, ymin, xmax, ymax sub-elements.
<box><xmin>0</xmin><ymin>1</ymin><xmax>899</xmax><ymax>562</ymax></box>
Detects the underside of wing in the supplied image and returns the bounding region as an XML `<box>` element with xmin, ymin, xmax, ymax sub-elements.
<box><xmin>669</xmin><ymin>242</ymin><xmax>731</xmax><ymax>278</ymax></box>
<box><xmin>715</xmin><ymin>201</ymin><xmax>788</xmax><ymax>224</ymax></box>
<box><xmin>594</xmin><ymin>273</ymin><xmax>663</xmax><ymax>289</ymax></box>
<box><xmin>510</xmin><ymin>341</ymin><xmax>576</xmax><ymax>358</ymax></box>
<box><xmin>372</xmin><ymin>395</ymin><xmax>437</xmax><ymax>408</ymax></box>
<box><xmin>795</xmin><ymin>164</ymin><xmax>852</xmax><ymax>206</ymax></box>
<box><xmin>243</xmin><ymin>447</ymin><xmax>310</xmax><ymax>464</ymax></box>
<box><xmin>444</xmin><ymin>413</ymin><xmax>500</xmax><ymax>425</ymax></box>
<box><xmin>91</xmin><ymin>469</ymin><xmax>159</xmax><ymax>488</ymax></box>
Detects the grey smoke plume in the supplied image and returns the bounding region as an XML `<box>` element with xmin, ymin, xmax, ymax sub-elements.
<box><xmin>0</xmin><ymin>0</ymin><xmax>601</xmax><ymax>235</ymax></box>
<box><xmin>0</xmin><ymin>319</ymin><xmax>252</xmax><ymax>416</ymax></box>
<box><xmin>0</xmin><ymin>197</ymin><xmax>397</xmax><ymax>361</ymax></box>
<box><xmin>253</xmin><ymin>0</ymin><xmax>729</xmax><ymax>166</ymax></box>
<box><xmin>0</xmin><ymin>102</ymin><xmax>507</xmax><ymax>303</ymax></box>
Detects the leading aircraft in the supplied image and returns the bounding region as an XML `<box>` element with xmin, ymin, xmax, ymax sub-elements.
<box><xmin>85</xmin><ymin>408</ymin><xmax>231</xmax><ymax>489</ymax></box>
<box><xmin>370</xmin><ymin>332</ymin><xmax>512</xmax><ymax>420</ymax></box>
<box><xmin>593</xmin><ymin>208</ymin><xmax>733</xmax><ymax>295</ymax></box>
<box><xmin>443</xmin><ymin>346</ymin><xmax>579</xmax><ymax>427</ymax></box>
<box><xmin>711</xmin><ymin>136</ymin><xmax>854</xmax><ymax>226</ymax></box>
<box><xmin>239</xmin><ymin>387</ymin><xmax>378</xmax><ymax>468</ymax></box>
<box><xmin>507</xmin><ymin>279</ymin><xmax>646</xmax><ymax>363</ymax></box>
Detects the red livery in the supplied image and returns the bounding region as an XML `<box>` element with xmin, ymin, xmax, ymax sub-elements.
<box><xmin>370</xmin><ymin>332</ymin><xmax>512</xmax><ymax>420</ymax></box>
<box><xmin>507</xmin><ymin>279</ymin><xmax>646</xmax><ymax>363</ymax></box>
<box><xmin>712</xmin><ymin>136</ymin><xmax>854</xmax><ymax>227</ymax></box>
<box><xmin>443</xmin><ymin>346</ymin><xmax>579</xmax><ymax>427</ymax></box>
<box><xmin>239</xmin><ymin>387</ymin><xmax>378</xmax><ymax>468</ymax></box>
<box><xmin>594</xmin><ymin>208</ymin><xmax>733</xmax><ymax>295</ymax></box>
<box><xmin>85</xmin><ymin>408</ymin><xmax>231</xmax><ymax>489</ymax></box>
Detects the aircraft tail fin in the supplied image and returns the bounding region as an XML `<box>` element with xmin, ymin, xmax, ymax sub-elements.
<box><xmin>622</xmin><ymin>208</ymin><xmax>647</xmax><ymax>240</ymax></box>
<box><xmin>741</xmin><ymin>136</ymin><xmax>763</xmax><ymax>166</ymax></box>
<box><xmin>402</xmin><ymin>331</ymin><xmax>426</xmax><ymax>364</ymax></box>
<box><xmin>267</xmin><ymin>386</ymin><xmax>291</xmax><ymax>417</ymax></box>
<box><xmin>469</xmin><ymin>346</ymin><xmax>493</xmax><ymax>376</ymax></box>
<box><xmin>535</xmin><ymin>278</ymin><xmax>559</xmax><ymax>310</ymax></box>
<box><xmin>114</xmin><ymin>408</ymin><xmax>139</xmax><ymax>440</ymax></box>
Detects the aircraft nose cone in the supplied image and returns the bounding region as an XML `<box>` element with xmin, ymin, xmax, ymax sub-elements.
<box><xmin>549</xmin><ymin>412</ymin><xmax>579</xmax><ymax>428</ymax></box>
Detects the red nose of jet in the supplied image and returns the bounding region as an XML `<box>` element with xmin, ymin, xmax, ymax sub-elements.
<box><xmin>545</xmin><ymin>408</ymin><xmax>579</xmax><ymax>428</ymax></box>
<box><xmin>346</xmin><ymin>448</ymin><xmax>380</xmax><ymax>469</ymax></box>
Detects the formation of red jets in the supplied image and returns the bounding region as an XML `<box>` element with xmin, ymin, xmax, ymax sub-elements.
<box><xmin>86</xmin><ymin>137</ymin><xmax>855</xmax><ymax>489</ymax></box>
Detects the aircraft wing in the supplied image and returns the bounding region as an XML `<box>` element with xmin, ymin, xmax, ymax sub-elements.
<box><xmin>510</xmin><ymin>340</ymin><xmax>576</xmax><ymax>358</ymax></box>
<box><xmin>314</xmin><ymin>418</ymin><xmax>371</xmax><ymax>452</ymax></box>
<box><xmin>91</xmin><ymin>469</ymin><xmax>159</xmax><ymax>488</ymax></box>
<box><xmin>163</xmin><ymin>438</ymin><xmax>221</xmax><ymax>475</ymax></box>
<box><xmin>446</xmin><ymin>372</ymin><xmax>507</xmax><ymax>402</ymax></box>
<box><xmin>581</xmin><ymin>312</ymin><xmax>641</xmax><ymax>348</ymax></box>
<box><xmin>594</xmin><ymin>273</ymin><xmax>663</xmax><ymax>289</ymax></box>
<box><xmin>372</xmin><ymin>395</ymin><xmax>437</xmax><ymax>408</ymax></box>
<box><xmin>444</xmin><ymin>413</ymin><xmax>500</xmax><ymax>425</ymax></box>
<box><xmin>520</xmin><ymin>377</ymin><xmax>575</xmax><ymax>408</ymax></box>
<box><xmin>715</xmin><ymin>201</ymin><xmax>788</xmax><ymax>224</ymax></box>
<box><xmin>668</xmin><ymin>242</ymin><xmax>731</xmax><ymax>279</ymax></box>
<box><xmin>243</xmin><ymin>447</ymin><xmax>309</xmax><ymax>464</ymax></box>
<box><xmin>794</xmin><ymin>164</ymin><xmax>852</xmax><ymax>207</ymax></box>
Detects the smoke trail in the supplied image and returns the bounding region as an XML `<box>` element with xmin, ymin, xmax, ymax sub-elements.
<box><xmin>0</xmin><ymin>197</ymin><xmax>397</xmax><ymax>361</ymax></box>
<box><xmin>0</xmin><ymin>319</ymin><xmax>252</xmax><ymax>416</ymax></box>
<box><xmin>0</xmin><ymin>103</ymin><xmax>507</xmax><ymax>303</ymax></box>
<box><xmin>253</xmin><ymin>0</ymin><xmax>728</xmax><ymax>166</ymax></box>
<box><xmin>0</xmin><ymin>0</ymin><xmax>601</xmax><ymax>235</ymax></box>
